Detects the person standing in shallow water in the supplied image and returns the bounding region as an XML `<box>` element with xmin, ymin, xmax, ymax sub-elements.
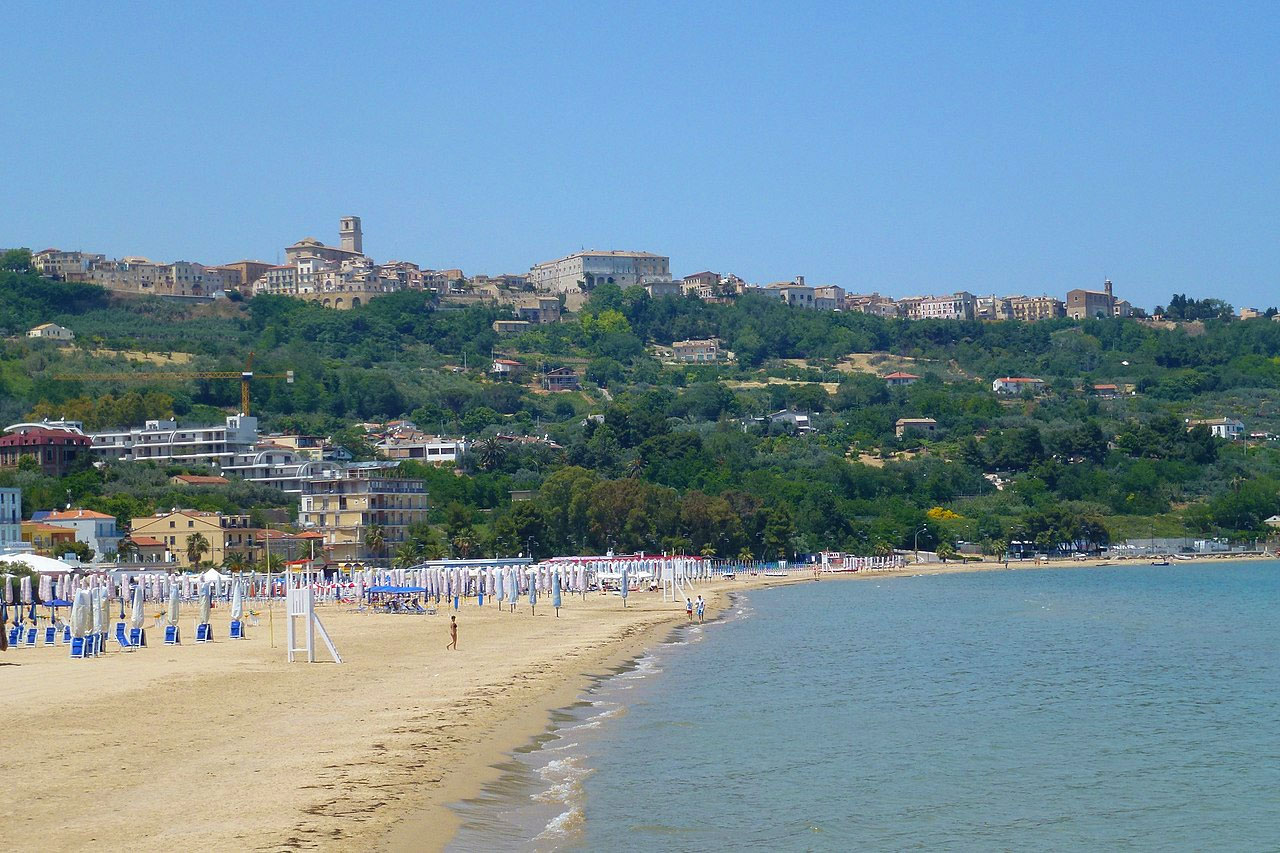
<box><xmin>696</xmin><ymin>595</ymin><xmax>705</xmax><ymax>624</ymax></box>
<box><xmin>447</xmin><ymin>615</ymin><xmax>457</xmax><ymax>650</ymax></box>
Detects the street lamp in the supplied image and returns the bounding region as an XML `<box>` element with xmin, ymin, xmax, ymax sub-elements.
<box><xmin>914</xmin><ymin>524</ymin><xmax>929</xmax><ymax>563</ymax></box>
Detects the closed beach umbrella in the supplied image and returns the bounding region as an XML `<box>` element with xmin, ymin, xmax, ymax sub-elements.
<box><xmin>3</xmin><ymin>574</ymin><xmax>11</xmax><ymax>604</ymax></box>
<box><xmin>71</xmin><ymin>589</ymin><xmax>91</xmax><ymax>638</ymax></box>
<box><xmin>507</xmin><ymin>569</ymin><xmax>518</xmax><ymax>607</ymax></box>
<box><xmin>495</xmin><ymin>569</ymin><xmax>505</xmax><ymax>603</ymax></box>
<box><xmin>230</xmin><ymin>580</ymin><xmax>244</xmax><ymax>621</ymax></box>
<box><xmin>130</xmin><ymin>582</ymin><xmax>145</xmax><ymax>630</ymax></box>
<box><xmin>20</xmin><ymin>574</ymin><xmax>31</xmax><ymax>606</ymax></box>
<box><xmin>552</xmin><ymin>570</ymin><xmax>562</xmax><ymax>615</ymax></box>
<box><xmin>620</xmin><ymin>567</ymin><xmax>629</xmax><ymax>607</ymax></box>
<box><xmin>167</xmin><ymin>585</ymin><xmax>180</xmax><ymax>627</ymax></box>
<box><xmin>528</xmin><ymin>572</ymin><xmax>537</xmax><ymax>611</ymax></box>
<box><xmin>199</xmin><ymin>584</ymin><xmax>212</xmax><ymax>625</ymax></box>
<box><xmin>39</xmin><ymin>574</ymin><xmax>53</xmax><ymax>603</ymax></box>
<box><xmin>91</xmin><ymin>588</ymin><xmax>103</xmax><ymax>637</ymax></box>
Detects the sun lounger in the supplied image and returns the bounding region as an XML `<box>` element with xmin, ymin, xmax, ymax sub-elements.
<box><xmin>70</xmin><ymin>636</ymin><xmax>87</xmax><ymax>658</ymax></box>
<box><xmin>24</xmin><ymin>626</ymin><xmax>37</xmax><ymax>647</ymax></box>
<box><xmin>7</xmin><ymin>625</ymin><xmax>19</xmax><ymax>647</ymax></box>
<box><xmin>115</xmin><ymin>622</ymin><xmax>131</xmax><ymax>649</ymax></box>
<box><xmin>229</xmin><ymin>620</ymin><xmax>244</xmax><ymax>639</ymax></box>
<box><xmin>164</xmin><ymin>625</ymin><xmax>181</xmax><ymax>645</ymax></box>
<box><xmin>129</xmin><ymin>627</ymin><xmax>146</xmax><ymax>647</ymax></box>
<box><xmin>195</xmin><ymin>623</ymin><xmax>212</xmax><ymax>643</ymax></box>
<box><xmin>44</xmin><ymin>625</ymin><xmax>56</xmax><ymax>645</ymax></box>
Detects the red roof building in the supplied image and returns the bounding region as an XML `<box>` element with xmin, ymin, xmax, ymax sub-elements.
<box><xmin>0</xmin><ymin>426</ymin><xmax>93</xmax><ymax>477</ymax></box>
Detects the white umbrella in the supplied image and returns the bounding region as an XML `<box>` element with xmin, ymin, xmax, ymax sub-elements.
<box><xmin>71</xmin><ymin>589</ymin><xmax>91</xmax><ymax>638</ymax></box>
<box><xmin>167</xmin><ymin>585</ymin><xmax>180</xmax><ymax>626</ymax></box>
<box><xmin>199</xmin><ymin>584</ymin><xmax>212</xmax><ymax>625</ymax></box>
<box><xmin>231</xmin><ymin>580</ymin><xmax>244</xmax><ymax>621</ymax></box>
<box><xmin>130</xmin><ymin>582</ymin><xmax>145</xmax><ymax>630</ymax></box>
<box><xmin>91</xmin><ymin>587</ymin><xmax>104</xmax><ymax>637</ymax></box>
<box><xmin>39</xmin><ymin>574</ymin><xmax>53</xmax><ymax>603</ymax></box>
<box><xmin>20</xmin><ymin>575</ymin><xmax>31</xmax><ymax>605</ymax></box>
<box><xmin>2</xmin><ymin>574</ymin><xmax>11</xmax><ymax>604</ymax></box>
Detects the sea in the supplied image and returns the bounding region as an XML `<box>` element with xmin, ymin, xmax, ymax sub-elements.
<box><xmin>448</xmin><ymin>562</ymin><xmax>1280</xmax><ymax>851</ymax></box>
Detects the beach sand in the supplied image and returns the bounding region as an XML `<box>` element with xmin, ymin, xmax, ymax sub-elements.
<box><xmin>3</xmin><ymin>554</ymin><xmax>1267</xmax><ymax>851</ymax></box>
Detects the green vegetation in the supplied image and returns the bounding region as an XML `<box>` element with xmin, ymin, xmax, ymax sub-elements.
<box><xmin>6</xmin><ymin>256</ymin><xmax>1280</xmax><ymax>556</ymax></box>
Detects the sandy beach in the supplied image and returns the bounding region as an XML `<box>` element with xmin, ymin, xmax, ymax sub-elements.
<box><xmin>3</xmin><ymin>554</ymin><xmax>1270</xmax><ymax>851</ymax></box>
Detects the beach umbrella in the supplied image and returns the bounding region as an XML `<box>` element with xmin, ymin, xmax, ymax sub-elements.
<box><xmin>495</xmin><ymin>568</ymin><xmax>505</xmax><ymax>604</ymax></box>
<box><xmin>130</xmin><ymin>582</ymin><xmax>145</xmax><ymax>631</ymax></box>
<box><xmin>2</xmin><ymin>574</ymin><xmax>11</xmax><ymax>604</ymax></box>
<box><xmin>71</xmin><ymin>589</ymin><xmax>91</xmax><ymax>638</ymax></box>
<box><xmin>167</xmin><ymin>585</ymin><xmax>180</xmax><ymax>627</ymax></box>
<box><xmin>91</xmin><ymin>587</ymin><xmax>103</xmax><ymax>640</ymax></box>
<box><xmin>528</xmin><ymin>571</ymin><xmax>537</xmax><ymax>615</ymax></box>
<box><xmin>620</xmin><ymin>566</ymin><xmax>629</xmax><ymax>608</ymax></box>
<box><xmin>231</xmin><ymin>580</ymin><xmax>244</xmax><ymax>621</ymax></box>
<box><xmin>507</xmin><ymin>568</ymin><xmax>518</xmax><ymax>610</ymax></box>
<box><xmin>20</xmin><ymin>574</ymin><xmax>32</xmax><ymax>606</ymax></box>
<box><xmin>199</xmin><ymin>583</ymin><xmax>212</xmax><ymax>625</ymax></box>
<box><xmin>39</xmin><ymin>574</ymin><xmax>53</xmax><ymax>603</ymax></box>
<box><xmin>552</xmin><ymin>570</ymin><xmax>562</xmax><ymax>617</ymax></box>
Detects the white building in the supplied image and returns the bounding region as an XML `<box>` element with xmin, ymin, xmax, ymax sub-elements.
<box><xmin>27</xmin><ymin>323</ymin><xmax>75</xmax><ymax>343</ymax></box>
<box><xmin>375</xmin><ymin>433</ymin><xmax>468</xmax><ymax>465</ymax></box>
<box><xmin>530</xmin><ymin>250</ymin><xmax>670</xmax><ymax>293</ymax></box>
<box><xmin>917</xmin><ymin>292</ymin><xmax>977</xmax><ymax>321</ymax></box>
<box><xmin>41</xmin><ymin>509</ymin><xmax>121</xmax><ymax>561</ymax></box>
<box><xmin>992</xmin><ymin>377</ymin><xmax>1046</xmax><ymax>395</ymax></box>
<box><xmin>765</xmin><ymin>280</ymin><xmax>817</xmax><ymax>308</ymax></box>
<box><xmin>1187</xmin><ymin>417</ymin><xmax>1245</xmax><ymax>440</ymax></box>
<box><xmin>89</xmin><ymin>416</ymin><xmax>259</xmax><ymax>467</ymax></box>
<box><xmin>221</xmin><ymin>445</ymin><xmax>343</xmax><ymax>494</ymax></box>
<box><xmin>0</xmin><ymin>488</ymin><xmax>21</xmax><ymax>553</ymax></box>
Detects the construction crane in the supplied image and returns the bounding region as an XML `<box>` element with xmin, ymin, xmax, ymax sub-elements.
<box><xmin>52</xmin><ymin>352</ymin><xmax>294</xmax><ymax>416</ymax></box>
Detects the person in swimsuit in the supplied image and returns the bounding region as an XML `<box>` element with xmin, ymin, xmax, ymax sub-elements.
<box><xmin>696</xmin><ymin>595</ymin><xmax>705</xmax><ymax>623</ymax></box>
<box><xmin>447</xmin><ymin>615</ymin><xmax>457</xmax><ymax>650</ymax></box>
<box><xmin>685</xmin><ymin>598</ymin><xmax>693</xmax><ymax>621</ymax></box>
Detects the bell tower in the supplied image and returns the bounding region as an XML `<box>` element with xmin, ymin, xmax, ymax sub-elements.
<box><xmin>339</xmin><ymin>216</ymin><xmax>363</xmax><ymax>254</ymax></box>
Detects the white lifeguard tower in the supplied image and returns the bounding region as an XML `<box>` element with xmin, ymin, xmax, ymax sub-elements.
<box><xmin>286</xmin><ymin>575</ymin><xmax>342</xmax><ymax>663</ymax></box>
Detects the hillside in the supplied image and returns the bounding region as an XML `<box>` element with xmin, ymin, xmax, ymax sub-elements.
<box><xmin>5</xmin><ymin>252</ymin><xmax>1280</xmax><ymax>559</ymax></box>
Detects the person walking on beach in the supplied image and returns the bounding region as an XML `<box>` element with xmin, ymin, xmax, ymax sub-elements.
<box><xmin>685</xmin><ymin>598</ymin><xmax>693</xmax><ymax>621</ymax></box>
<box><xmin>447</xmin><ymin>615</ymin><xmax>458</xmax><ymax>651</ymax></box>
<box><xmin>695</xmin><ymin>595</ymin><xmax>705</xmax><ymax>624</ymax></box>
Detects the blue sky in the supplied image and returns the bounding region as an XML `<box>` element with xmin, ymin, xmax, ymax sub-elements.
<box><xmin>3</xmin><ymin>1</ymin><xmax>1277</xmax><ymax>309</ymax></box>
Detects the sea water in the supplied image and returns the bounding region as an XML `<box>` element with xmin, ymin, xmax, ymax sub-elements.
<box><xmin>449</xmin><ymin>563</ymin><xmax>1280</xmax><ymax>850</ymax></box>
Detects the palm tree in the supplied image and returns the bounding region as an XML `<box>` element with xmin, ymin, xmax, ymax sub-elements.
<box><xmin>624</xmin><ymin>457</ymin><xmax>646</xmax><ymax>479</ymax></box>
<box><xmin>223</xmin><ymin>551</ymin><xmax>251</xmax><ymax>573</ymax></box>
<box><xmin>394</xmin><ymin>541</ymin><xmax>424</xmax><ymax>570</ymax></box>
<box><xmin>186</xmin><ymin>532</ymin><xmax>210</xmax><ymax>567</ymax></box>
<box><xmin>477</xmin><ymin>436</ymin><xmax>506</xmax><ymax>471</ymax></box>
<box><xmin>258</xmin><ymin>552</ymin><xmax>284</xmax><ymax>575</ymax></box>
<box><xmin>699</xmin><ymin>542</ymin><xmax>717</xmax><ymax>558</ymax></box>
<box><xmin>117</xmin><ymin>539</ymin><xmax>139</xmax><ymax>563</ymax></box>
<box><xmin>364</xmin><ymin>524</ymin><xmax>385</xmax><ymax>558</ymax></box>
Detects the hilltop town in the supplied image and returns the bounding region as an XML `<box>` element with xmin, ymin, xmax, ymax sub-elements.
<box><xmin>0</xmin><ymin>223</ymin><xmax>1278</xmax><ymax>571</ymax></box>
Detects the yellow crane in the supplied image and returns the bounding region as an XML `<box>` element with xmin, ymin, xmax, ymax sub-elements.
<box><xmin>52</xmin><ymin>352</ymin><xmax>294</xmax><ymax>416</ymax></box>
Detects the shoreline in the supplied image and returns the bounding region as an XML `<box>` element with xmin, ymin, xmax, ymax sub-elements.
<box><xmin>5</xmin><ymin>555</ymin><xmax>1272</xmax><ymax>851</ymax></box>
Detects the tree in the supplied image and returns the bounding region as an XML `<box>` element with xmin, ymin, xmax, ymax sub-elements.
<box><xmin>186</xmin><ymin>532</ymin><xmax>210</xmax><ymax>567</ymax></box>
<box><xmin>476</xmin><ymin>436</ymin><xmax>506</xmax><ymax>472</ymax></box>
<box><xmin>364</xmin><ymin>524</ymin><xmax>386</xmax><ymax>560</ymax></box>
<box><xmin>223</xmin><ymin>551</ymin><xmax>251</xmax><ymax>573</ymax></box>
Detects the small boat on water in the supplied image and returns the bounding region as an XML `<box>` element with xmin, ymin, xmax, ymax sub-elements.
<box><xmin>762</xmin><ymin>571</ymin><xmax>787</xmax><ymax>578</ymax></box>
<box><xmin>1150</xmin><ymin>558</ymin><xmax>1170</xmax><ymax>566</ymax></box>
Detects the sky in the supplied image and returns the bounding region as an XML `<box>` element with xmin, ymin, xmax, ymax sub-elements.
<box><xmin>3</xmin><ymin>1</ymin><xmax>1278</xmax><ymax>310</ymax></box>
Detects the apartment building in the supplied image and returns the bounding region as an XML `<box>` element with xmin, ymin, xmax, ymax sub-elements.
<box><xmin>41</xmin><ymin>508</ymin><xmax>121</xmax><ymax>559</ymax></box>
<box><xmin>221</xmin><ymin>445</ymin><xmax>343</xmax><ymax>494</ymax></box>
<box><xmin>89</xmin><ymin>415</ymin><xmax>259</xmax><ymax>467</ymax></box>
<box><xmin>299</xmin><ymin>470</ymin><xmax>429</xmax><ymax>562</ymax></box>
<box><xmin>813</xmin><ymin>285</ymin><xmax>845</xmax><ymax>311</ymax></box>
<box><xmin>32</xmin><ymin>249</ymin><xmax>105</xmax><ymax>280</ymax></box>
<box><xmin>530</xmin><ymin>250</ymin><xmax>671</xmax><ymax>293</ymax></box>
<box><xmin>0</xmin><ymin>488</ymin><xmax>20</xmax><ymax>552</ymax></box>
<box><xmin>375</xmin><ymin>432</ymin><xmax>468</xmax><ymax>465</ymax></box>
<box><xmin>0</xmin><ymin>424</ymin><xmax>93</xmax><ymax>477</ymax></box>
<box><xmin>129</xmin><ymin>509</ymin><xmax>254</xmax><ymax>568</ymax></box>
<box><xmin>1008</xmin><ymin>295</ymin><xmax>1066</xmax><ymax>322</ymax></box>
<box><xmin>916</xmin><ymin>292</ymin><xmax>977</xmax><ymax>321</ymax></box>
<box><xmin>515</xmin><ymin>295</ymin><xmax>562</xmax><ymax>324</ymax></box>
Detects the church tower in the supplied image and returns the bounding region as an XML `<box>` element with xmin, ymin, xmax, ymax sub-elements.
<box><xmin>339</xmin><ymin>216</ymin><xmax>363</xmax><ymax>254</ymax></box>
